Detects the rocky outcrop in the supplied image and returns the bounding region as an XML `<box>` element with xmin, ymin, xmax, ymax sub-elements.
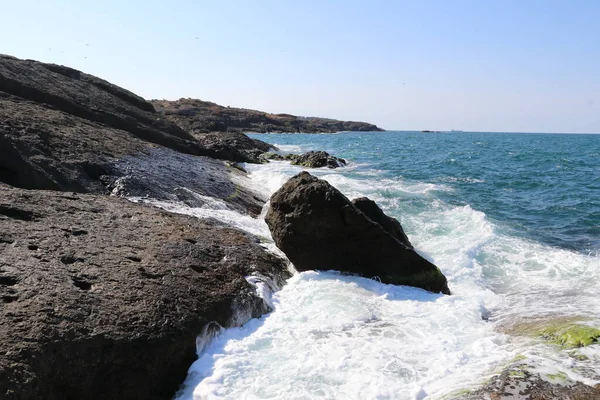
<box><xmin>265</xmin><ymin>172</ymin><xmax>450</xmax><ymax>294</ymax></box>
<box><xmin>0</xmin><ymin>186</ymin><xmax>290</xmax><ymax>400</ymax></box>
<box><xmin>107</xmin><ymin>148</ymin><xmax>268</xmax><ymax>216</ymax></box>
<box><xmin>152</xmin><ymin>98</ymin><xmax>384</xmax><ymax>133</ymax></box>
<box><xmin>0</xmin><ymin>54</ymin><xmax>198</xmax><ymax>154</ymax></box>
<box><xmin>0</xmin><ymin>55</ymin><xmax>273</xmax><ymax>189</ymax></box>
<box><xmin>0</xmin><ymin>54</ymin><xmax>292</xmax><ymax>399</ymax></box>
<box><xmin>286</xmin><ymin>151</ymin><xmax>347</xmax><ymax>169</ymax></box>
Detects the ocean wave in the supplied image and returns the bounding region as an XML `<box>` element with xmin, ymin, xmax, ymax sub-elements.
<box><xmin>171</xmin><ymin>134</ymin><xmax>600</xmax><ymax>399</ymax></box>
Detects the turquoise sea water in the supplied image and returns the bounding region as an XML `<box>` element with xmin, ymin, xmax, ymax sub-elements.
<box><xmin>173</xmin><ymin>131</ymin><xmax>599</xmax><ymax>399</ymax></box>
<box><xmin>253</xmin><ymin>131</ymin><xmax>600</xmax><ymax>255</ymax></box>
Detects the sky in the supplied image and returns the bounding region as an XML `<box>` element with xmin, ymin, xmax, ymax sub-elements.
<box><xmin>2</xmin><ymin>0</ymin><xmax>599</xmax><ymax>133</ymax></box>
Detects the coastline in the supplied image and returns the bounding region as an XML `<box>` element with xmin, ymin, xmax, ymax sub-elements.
<box><xmin>1</xmin><ymin>54</ymin><xmax>599</xmax><ymax>399</ymax></box>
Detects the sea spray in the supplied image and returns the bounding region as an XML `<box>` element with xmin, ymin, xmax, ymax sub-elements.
<box><xmin>144</xmin><ymin>131</ymin><xmax>599</xmax><ymax>399</ymax></box>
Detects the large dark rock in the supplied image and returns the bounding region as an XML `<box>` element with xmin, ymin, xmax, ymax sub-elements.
<box><xmin>0</xmin><ymin>186</ymin><xmax>290</xmax><ymax>400</ymax></box>
<box><xmin>265</xmin><ymin>172</ymin><xmax>450</xmax><ymax>294</ymax></box>
<box><xmin>0</xmin><ymin>92</ymin><xmax>266</xmax><ymax>215</ymax></box>
<box><xmin>152</xmin><ymin>98</ymin><xmax>384</xmax><ymax>133</ymax></box>
<box><xmin>285</xmin><ymin>151</ymin><xmax>347</xmax><ymax>169</ymax></box>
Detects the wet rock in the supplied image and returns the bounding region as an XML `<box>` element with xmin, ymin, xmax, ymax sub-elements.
<box><xmin>285</xmin><ymin>151</ymin><xmax>347</xmax><ymax>169</ymax></box>
<box><xmin>0</xmin><ymin>187</ymin><xmax>290</xmax><ymax>400</ymax></box>
<box><xmin>107</xmin><ymin>148</ymin><xmax>267</xmax><ymax>216</ymax></box>
<box><xmin>456</xmin><ymin>362</ymin><xmax>600</xmax><ymax>400</ymax></box>
<box><xmin>261</xmin><ymin>152</ymin><xmax>285</xmax><ymax>161</ymax></box>
<box><xmin>265</xmin><ymin>172</ymin><xmax>450</xmax><ymax>294</ymax></box>
<box><xmin>0</xmin><ymin>55</ymin><xmax>273</xmax><ymax>214</ymax></box>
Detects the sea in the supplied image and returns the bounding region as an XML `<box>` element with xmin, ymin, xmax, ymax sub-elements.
<box><xmin>164</xmin><ymin>131</ymin><xmax>599</xmax><ymax>399</ymax></box>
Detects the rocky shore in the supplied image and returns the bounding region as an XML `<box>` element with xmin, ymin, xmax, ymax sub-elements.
<box><xmin>2</xmin><ymin>54</ymin><xmax>598</xmax><ymax>400</ymax></box>
<box><xmin>0</xmin><ymin>54</ymin><xmax>293</xmax><ymax>399</ymax></box>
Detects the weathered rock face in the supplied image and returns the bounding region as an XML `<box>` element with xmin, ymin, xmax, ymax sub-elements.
<box><xmin>285</xmin><ymin>151</ymin><xmax>347</xmax><ymax>169</ymax></box>
<box><xmin>152</xmin><ymin>98</ymin><xmax>384</xmax><ymax>133</ymax></box>
<box><xmin>0</xmin><ymin>54</ymin><xmax>198</xmax><ymax>154</ymax></box>
<box><xmin>0</xmin><ymin>55</ymin><xmax>274</xmax><ymax>194</ymax></box>
<box><xmin>265</xmin><ymin>172</ymin><xmax>450</xmax><ymax>294</ymax></box>
<box><xmin>0</xmin><ymin>186</ymin><xmax>290</xmax><ymax>400</ymax></box>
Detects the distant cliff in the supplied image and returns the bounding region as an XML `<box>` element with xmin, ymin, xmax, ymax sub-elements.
<box><xmin>151</xmin><ymin>98</ymin><xmax>384</xmax><ymax>134</ymax></box>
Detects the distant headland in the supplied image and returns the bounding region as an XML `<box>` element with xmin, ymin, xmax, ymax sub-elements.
<box><xmin>152</xmin><ymin>98</ymin><xmax>384</xmax><ymax>134</ymax></box>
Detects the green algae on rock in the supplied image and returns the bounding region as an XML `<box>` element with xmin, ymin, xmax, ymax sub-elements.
<box><xmin>454</xmin><ymin>361</ymin><xmax>600</xmax><ymax>400</ymax></box>
<box><xmin>501</xmin><ymin>316</ymin><xmax>600</xmax><ymax>348</ymax></box>
<box><xmin>539</xmin><ymin>323</ymin><xmax>600</xmax><ymax>348</ymax></box>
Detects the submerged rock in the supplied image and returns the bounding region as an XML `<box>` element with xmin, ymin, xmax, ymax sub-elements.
<box><xmin>501</xmin><ymin>316</ymin><xmax>600</xmax><ymax>348</ymax></box>
<box><xmin>265</xmin><ymin>172</ymin><xmax>450</xmax><ymax>294</ymax></box>
<box><xmin>0</xmin><ymin>186</ymin><xmax>290</xmax><ymax>400</ymax></box>
<box><xmin>285</xmin><ymin>151</ymin><xmax>347</xmax><ymax>169</ymax></box>
<box><xmin>455</xmin><ymin>361</ymin><xmax>600</xmax><ymax>400</ymax></box>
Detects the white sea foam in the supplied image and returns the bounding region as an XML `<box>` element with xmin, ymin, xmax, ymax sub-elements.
<box><xmin>159</xmin><ymin>157</ymin><xmax>600</xmax><ymax>399</ymax></box>
<box><xmin>180</xmin><ymin>272</ymin><xmax>512</xmax><ymax>400</ymax></box>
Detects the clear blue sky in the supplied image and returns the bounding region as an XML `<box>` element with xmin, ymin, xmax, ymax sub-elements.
<box><xmin>2</xmin><ymin>0</ymin><xmax>599</xmax><ymax>133</ymax></box>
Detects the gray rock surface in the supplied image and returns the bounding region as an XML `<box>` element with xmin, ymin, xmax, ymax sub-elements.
<box><xmin>265</xmin><ymin>172</ymin><xmax>450</xmax><ymax>294</ymax></box>
<box><xmin>0</xmin><ymin>54</ymin><xmax>275</xmax><ymax>195</ymax></box>
<box><xmin>0</xmin><ymin>186</ymin><xmax>290</xmax><ymax>400</ymax></box>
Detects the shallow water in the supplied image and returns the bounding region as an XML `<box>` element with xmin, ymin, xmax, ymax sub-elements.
<box><xmin>166</xmin><ymin>131</ymin><xmax>599</xmax><ymax>399</ymax></box>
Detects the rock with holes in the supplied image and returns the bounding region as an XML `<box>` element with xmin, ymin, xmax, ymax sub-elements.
<box><xmin>0</xmin><ymin>185</ymin><xmax>290</xmax><ymax>400</ymax></box>
<box><xmin>265</xmin><ymin>172</ymin><xmax>450</xmax><ymax>294</ymax></box>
